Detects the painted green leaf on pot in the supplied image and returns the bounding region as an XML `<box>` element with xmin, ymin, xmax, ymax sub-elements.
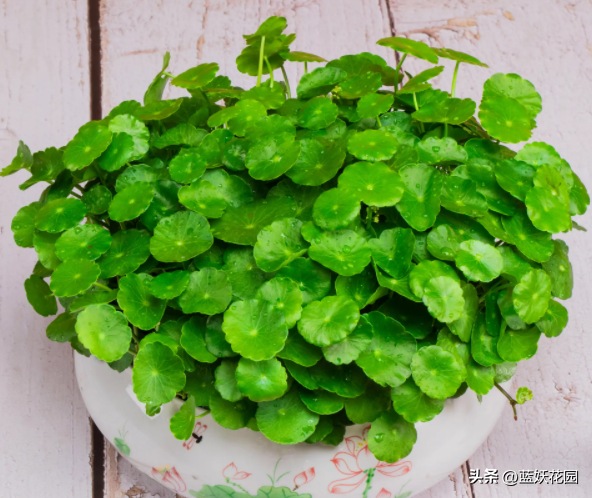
<box><xmin>24</xmin><ymin>275</ymin><xmax>57</xmax><ymax>317</ymax></box>
<box><xmin>286</xmin><ymin>138</ymin><xmax>346</xmax><ymax>186</ymax></box>
<box><xmin>253</xmin><ymin>218</ymin><xmax>309</xmax><ymax>272</ymax></box>
<box><xmin>455</xmin><ymin>240</ymin><xmax>503</xmax><ymax>282</ymax></box>
<box><xmin>298</xmin><ymin>388</ymin><xmax>344</xmax><ymax>415</ymax></box>
<box><xmin>147</xmin><ymin>270</ymin><xmax>190</xmax><ymax>299</ymax></box>
<box><xmin>497</xmin><ymin>325</ymin><xmax>541</xmax><ymax>362</ymax></box>
<box><xmin>256</xmin><ymin>277</ymin><xmax>303</xmax><ymax>329</ymax></box>
<box><xmin>296</xmin><ymin>67</ymin><xmax>347</xmax><ymax>99</ymax></box>
<box><xmin>181</xmin><ymin>316</ymin><xmax>217</xmax><ymax>363</ymax></box>
<box><xmin>536</xmin><ymin>300</ymin><xmax>568</xmax><ymax>338</ymax></box>
<box><xmin>55</xmin><ymin>225</ymin><xmax>112</xmax><ymax>261</ymax></box>
<box><xmin>478</xmin><ymin>97</ymin><xmax>532</xmax><ymax>143</ymax></box>
<box><xmin>277</xmin><ymin>257</ymin><xmax>332</xmax><ymax>305</ymax></box>
<box><xmin>178</xmin><ymin>268</ymin><xmax>232</xmax><ymax>315</ymax></box>
<box><xmin>312</xmin><ymin>188</ymin><xmax>360</xmax><ymax>230</ymax></box>
<box><xmin>356</xmin><ymin>312</ymin><xmax>416</xmax><ymax>387</ymax></box>
<box><xmin>150</xmin><ymin>211</ymin><xmax>213</xmax><ymax>263</ymax></box>
<box><xmin>367</xmin><ymin>409</ymin><xmax>417</xmax><ymax>464</ymax></box>
<box><xmin>222</xmin><ymin>299</ymin><xmax>288</xmax><ymax>360</ymax></box>
<box><xmin>211</xmin><ymin>197</ymin><xmax>297</xmax><ymax>245</ymax></box>
<box><xmin>64</xmin><ymin>123</ymin><xmax>113</xmax><ymax>171</ymax></box>
<box><xmin>98</xmin><ymin>229</ymin><xmax>151</xmax><ymax>278</ymax></box>
<box><xmin>422</xmin><ymin>276</ymin><xmax>465</xmax><ymax>323</ymax></box>
<box><xmin>347</xmin><ymin>130</ymin><xmax>398</xmax><ymax>162</ymax></box>
<box><xmin>12</xmin><ymin>202</ymin><xmax>42</xmax><ymax>248</ymax></box>
<box><xmin>172</xmin><ymin>62</ymin><xmax>219</xmax><ymax>89</ymax></box>
<box><xmin>411</xmin><ymin>345</ymin><xmax>465</xmax><ymax>399</ymax></box>
<box><xmin>391</xmin><ymin>377</ymin><xmax>445</xmax><ymax>423</ymax></box>
<box><xmin>169</xmin><ymin>148</ymin><xmax>208</xmax><ymax>184</ymax></box>
<box><xmin>413</xmin><ymin>98</ymin><xmax>476</xmax><ymax>125</ymax></box>
<box><xmin>236</xmin><ymin>357</ymin><xmax>288</xmax><ymax>402</ymax></box>
<box><xmin>117</xmin><ymin>273</ymin><xmax>166</xmax><ymax>330</ymax></box>
<box><xmin>308</xmin><ymin>229</ymin><xmax>371</xmax><ymax>276</ymax></box>
<box><xmin>512</xmin><ymin>269</ymin><xmax>552</xmax><ymax>324</ymax></box>
<box><xmin>466</xmin><ymin>358</ymin><xmax>495</xmax><ymax>395</ymax></box>
<box><xmin>483</xmin><ymin>73</ymin><xmax>541</xmax><ymax>119</ymax></box>
<box><xmin>50</xmin><ymin>259</ymin><xmax>100</xmax><ymax>297</ymax></box>
<box><xmin>338</xmin><ymin>161</ymin><xmax>405</xmax><ymax>207</ymax></box>
<box><xmin>501</xmin><ymin>208</ymin><xmax>553</xmax><ymax>263</ymax></box>
<box><xmin>214</xmin><ymin>359</ymin><xmax>242</xmax><ymax>402</ymax></box>
<box><xmin>256</xmin><ymin>387</ymin><xmax>319</xmax><ymax>444</ymax></box>
<box><xmin>170</xmin><ymin>396</ymin><xmax>197</xmax><ymax>441</ymax></box>
<box><xmin>35</xmin><ymin>198</ymin><xmax>86</xmax><ymax>233</ymax></box>
<box><xmin>377</xmin><ymin>36</ymin><xmax>439</xmax><ymax>63</ymax></box>
<box><xmin>298</xmin><ymin>97</ymin><xmax>339</xmax><ymax>130</ymax></box>
<box><xmin>297</xmin><ymin>295</ymin><xmax>359</xmax><ymax>347</ymax></box>
<box><xmin>109</xmin><ymin>182</ymin><xmax>155</xmax><ymax>222</ymax></box>
<box><xmin>76</xmin><ymin>304</ymin><xmax>131</xmax><ymax>362</ymax></box>
<box><xmin>396</xmin><ymin>163</ymin><xmax>443</xmax><ymax>231</ymax></box>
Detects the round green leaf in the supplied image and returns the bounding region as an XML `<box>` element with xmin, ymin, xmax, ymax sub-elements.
<box><xmin>170</xmin><ymin>396</ymin><xmax>196</xmax><ymax>440</ymax></box>
<box><xmin>283</xmin><ymin>360</ymin><xmax>319</xmax><ymax>390</ymax></box>
<box><xmin>411</xmin><ymin>345</ymin><xmax>465</xmax><ymax>399</ymax></box>
<box><xmin>236</xmin><ymin>357</ymin><xmax>288</xmax><ymax>402</ymax></box>
<box><xmin>55</xmin><ymin>225</ymin><xmax>112</xmax><ymax>261</ymax></box>
<box><xmin>108</xmin><ymin>182</ymin><xmax>155</xmax><ymax>222</ymax></box>
<box><xmin>12</xmin><ymin>202</ymin><xmax>41</xmax><ymax>248</ymax></box>
<box><xmin>256</xmin><ymin>388</ymin><xmax>319</xmax><ymax>444</ymax></box>
<box><xmin>228</xmin><ymin>100</ymin><xmax>268</xmax><ymax>137</ymax></box>
<box><xmin>369</xmin><ymin>227</ymin><xmax>415</xmax><ymax>278</ymax></box>
<box><xmin>377</xmin><ymin>36</ymin><xmax>438</xmax><ymax>63</ymax></box>
<box><xmin>455</xmin><ymin>240</ymin><xmax>503</xmax><ymax>282</ymax></box>
<box><xmin>337</xmin><ymin>71</ymin><xmax>383</xmax><ymax>99</ymax></box>
<box><xmin>297</xmin><ymin>295</ymin><xmax>360</xmax><ymax>347</ymax></box>
<box><xmin>50</xmin><ymin>259</ymin><xmax>100</xmax><ymax>297</ymax></box>
<box><xmin>256</xmin><ymin>277</ymin><xmax>303</xmax><ymax>329</ymax></box>
<box><xmin>202</xmin><ymin>169</ymin><xmax>254</xmax><ymax>208</ymax></box>
<box><xmin>494</xmin><ymin>158</ymin><xmax>535</xmax><ymax>201</ymax></box>
<box><xmin>46</xmin><ymin>312</ymin><xmax>77</xmax><ymax>343</ymax></box>
<box><xmin>322</xmin><ymin>317</ymin><xmax>373</xmax><ymax>365</ymax></box>
<box><xmin>286</xmin><ymin>138</ymin><xmax>346</xmax><ymax>186</ymax></box>
<box><xmin>169</xmin><ymin>148</ymin><xmax>207</xmax><ymax>184</ymax></box>
<box><xmin>172</xmin><ymin>62</ymin><xmax>219</xmax><ymax>89</ymax></box>
<box><xmin>241</xmin><ymin>85</ymin><xmax>286</xmax><ymax>110</ymax></box>
<box><xmin>209</xmin><ymin>391</ymin><xmax>256</xmax><ymax>430</ymax></box>
<box><xmin>355</xmin><ymin>312</ymin><xmax>416</xmax><ymax>387</ymax></box>
<box><xmin>214</xmin><ymin>360</ymin><xmax>242</xmax><ymax>401</ymax></box>
<box><xmin>181</xmin><ymin>316</ymin><xmax>217</xmax><ymax>363</ymax></box>
<box><xmin>97</xmin><ymin>229</ymin><xmax>151</xmax><ymax>278</ymax></box>
<box><xmin>422</xmin><ymin>276</ymin><xmax>465</xmax><ymax>323</ymax></box>
<box><xmin>347</xmin><ymin>130</ymin><xmax>398</xmax><ymax>162</ymax></box>
<box><xmin>483</xmin><ymin>73</ymin><xmax>541</xmax><ymax>119</ymax></box>
<box><xmin>335</xmin><ymin>266</ymin><xmax>385</xmax><ymax>309</ymax></box>
<box><xmin>357</xmin><ymin>93</ymin><xmax>394</xmax><ymax>119</ymax></box>
<box><xmin>310</xmin><ymin>360</ymin><xmax>367</xmax><ymax>397</ymax></box>
<box><xmin>427</xmin><ymin>224</ymin><xmax>460</xmax><ymax>261</ymax></box>
<box><xmin>396</xmin><ymin>163</ymin><xmax>443</xmax><ymax>231</ymax></box>
<box><xmin>140</xmin><ymin>180</ymin><xmax>182</xmax><ymax>231</ymax></box>
<box><xmin>343</xmin><ymin>381</ymin><xmax>391</xmax><ymax>424</ymax></box>
<box><xmin>309</xmin><ymin>229</ymin><xmax>371</xmax><ymax>276</ymax></box>
<box><xmin>98</xmin><ymin>132</ymin><xmax>136</xmax><ymax>172</ymax></box>
<box><xmin>338</xmin><ymin>161</ymin><xmax>404</xmax><ymax>207</ymax></box>
<box><xmin>391</xmin><ymin>377</ymin><xmax>445</xmax><ymax>423</ymax></box>
<box><xmin>245</xmin><ymin>135</ymin><xmax>301</xmax><ymax>181</ymax></box>
<box><xmin>412</xmin><ymin>98</ymin><xmax>476</xmax><ymax>125</ymax></box>
<box><xmin>409</xmin><ymin>260</ymin><xmax>459</xmax><ymax>299</ymax></box>
<box><xmin>298</xmin><ymin>388</ymin><xmax>344</xmax><ymax>415</ymax></box>
<box><xmin>296</xmin><ymin>67</ymin><xmax>347</xmax><ymax>99</ymax></box>
<box><xmin>497</xmin><ymin>325</ymin><xmax>541</xmax><ymax>362</ymax></box>
<box><xmin>433</xmin><ymin>47</ymin><xmax>488</xmax><ymax>67</ymax></box>
<box><xmin>178</xmin><ymin>268</ymin><xmax>232</xmax><ymax>315</ymax></box>
<box><xmin>466</xmin><ymin>358</ymin><xmax>495</xmax><ymax>395</ymax></box>
<box><xmin>471</xmin><ymin>313</ymin><xmax>503</xmax><ymax>366</ymax></box>
<box><xmin>211</xmin><ymin>197</ymin><xmax>297</xmax><ymax>245</ymax></box>
<box><xmin>525</xmin><ymin>165</ymin><xmax>571</xmax><ymax>233</ymax></box>
<box><xmin>513</xmin><ymin>269</ymin><xmax>552</xmax><ymax>323</ymax></box>
<box><xmin>449</xmin><ymin>281</ymin><xmax>479</xmax><ymax>342</ymax></box>
<box><xmin>277</xmin><ymin>257</ymin><xmax>331</xmax><ymax>304</ymax></box>
<box><xmin>107</xmin><ymin>114</ymin><xmax>150</xmax><ymax>160</ymax></box>
<box><xmin>150</xmin><ymin>211</ymin><xmax>213</xmax><ymax>263</ymax></box>
<box><xmin>440</xmin><ymin>176</ymin><xmax>488</xmax><ymax>217</ymax></box>
<box><xmin>277</xmin><ymin>329</ymin><xmax>321</xmax><ymax>367</ymax></box>
<box><xmin>536</xmin><ymin>300</ymin><xmax>568</xmax><ymax>338</ymax></box>
<box><xmin>417</xmin><ymin>136</ymin><xmax>467</xmax><ymax>165</ymax></box>
<box><xmin>117</xmin><ymin>273</ymin><xmax>166</xmax><ymax>330</ymax></box>
<box><xmin>64</xmin><ymin>123</ymin><xmax>113</xmax><ymax>171</ymax></box>
<box><xmin>33</xmin><ymin>231</ymin><xmax>61</xmax><ymax>270</ymax></box>
<box><xmin>35</xmin><ymin>198</ymin><xmax>86</xmax><ymax>233</ymax></box>
<box><xmin>132</xmin><ymin>341</ymin><xmax>185</xmax><ymax>404</ymax></box>
<box><xmin>147</xmin><ymin>270</ymin><xmax>190</xmax><ymax>299</ymax></box>
<box><xmin>542</xmin><ymin>240</ymin><xmax>573</xmax><ymax>300</ymax></box>
<box><xmin>70</xmin><ymin>288</ymin><xmax>118</xmax><ymax>312</ymax></box>
<box><xmin>153</xmin><ymin>124</ymin><xmax>205</xmax><ymax>149</ymax></box>
<box><xmin>312</xmin><ymin>188</ymin><xmax>360</xmax><ymax>230</ymax></box>
<box><xmin>76</xmin><ymin>304</ymin><xmax>131</xmax><ymax>362</ymax></box>
<box><xmin>367</xmin><ymin>409</ymin><xmax>417</xmax><ymax>464</ymax></box>
<box><xmin>298</xmin><ymin>97</ymin><xmax>339</xmax><ymax>130</ymax></box>
<box><xmin>502</xmin><ymin>209</ymin><xmax>553</xmax><ymax>263</ymax></box>
<box><xmin>24</xmin><ymin>275</ymin><xmax>57</xmax><ymax>316</ymax></box>
<box><xmin>222</xmin><ymin>299</ymin><xmax>288</xmax><ymax>360</ymax></box>
<box><xmin>479</xmin><ymin>96</ymin><xmax>533</xmax><ymax>143</ymax></box>
<box><xmin>253</xmin><ymin>218</ymin><xmax>309</xmax><ymax>272</ymax></box>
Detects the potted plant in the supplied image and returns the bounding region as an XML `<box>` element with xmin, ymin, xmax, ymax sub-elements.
<box><xmin>4</xmin><ymin>16</ymin><xmax>587</xmax><ymax>498</ymax></box>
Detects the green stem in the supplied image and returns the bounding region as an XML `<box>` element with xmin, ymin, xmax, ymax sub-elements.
<box><xmin>92</xmin><ymin>164</ymin><xmax>108</xmax><ymax>186</ymax></box>
<box><xmin>163</xmin><ymin>71</ymin><xmax>175</xmax><ymax>79</ymax></box>
<box><xmin>495</xmin><ymin>382</ymin><xmax>518</xmax><ymax>421</ymax></box>
<box><xmin>256</xmin><ymin>36</ymin><xmax>266</xmax><ymax>87</ymax></box>
<box><xmin>393</xmin><ymin>53</ymin><xmax>407</xmax><ymax>95</ymax></box>
<box><xmin>93</xmin><ymin>282</ymin><xmax>112</xmax><ymax>292</ymax></box>
<box><xmin>376</xmin><ymin>115</ymin><xmax>382</xmax><ymax>128</ymax></box>
<box><xmin>479</xmin><ymin>282</ymin><xmax>513</xmax><ymax>303</ymax></box>
<box><xmin>451</xmin><ymin>61</ymin><xmax>460</xmax><ymax>98</ymax></box>
<box><xmin>264</xmin><ymin>57</ymin><xmax>274</xmax><ymax>87</ymax></box>
<box><xmin>196</xmin><ymin>409</ymin><xmax>211</xmax><ymax>420</ymax></box>
<box><xmin>362</xmin><ymin>468</ymin><xmax>375</xmax><ymax>498</ymax></box>
<box><xmin>413</xmin><ymin>92</ymin><xmax>425</xmax><ymax>132</ymax></box>
<box><xmin>304</xmin><ymin>61</ymin><xmax>308</xmax><ymax>74</ymax></box>
<box><xmin>70</xmin><ymin>191</ymin><xmax>82</xmax><ymax>199</ymax></box>
<box><xmin>280</xmin><ymin>65</ymin><xmax>292</xmax><ymax>98</ymax></box>
<box><xmin>199</xmin><ymin>88</ymin><xmax>210</xmax><ymax>105</ymax></box>
<box><xmin>444</xmin><ymin>123</ymin><xmax>448</xmax><ymax>138</ymax></box>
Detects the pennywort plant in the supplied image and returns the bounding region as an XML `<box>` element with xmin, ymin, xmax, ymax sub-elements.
<box><xmin>4</xmin><ymin>16</ymin><xmax>587</xmax><ymax>463</ymax></box>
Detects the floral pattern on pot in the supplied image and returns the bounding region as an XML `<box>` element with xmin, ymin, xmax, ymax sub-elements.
<box><xmin>328</xmin><ymin>426</ymin><xmax>412</xmax><ymax>495</ymax></box>
<box><xmin>183</xmin><ymin>420</ymin><xmax>208</xmax><ymax>450</ymax></box>
<box><xmin>152</xmin><ymin>465</ymin><xmax>187</xmax><ymax>492</ymax></box>
<box><xmin>294</xmin><ymin>467</ymin><xmax>316</xmax><ymax>490</ymax></box>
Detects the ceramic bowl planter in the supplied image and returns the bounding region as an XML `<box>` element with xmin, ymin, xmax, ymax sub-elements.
<box><xmin>76</xmin><ymin>354</ymin><xmax>507</xmax><ymax>498</ymax></box>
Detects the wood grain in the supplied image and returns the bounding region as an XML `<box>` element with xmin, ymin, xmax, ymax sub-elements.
<box><xmin>0</xmin><ymin>0</ymin><xmax>93</xmax><ymax>496</ymax></box>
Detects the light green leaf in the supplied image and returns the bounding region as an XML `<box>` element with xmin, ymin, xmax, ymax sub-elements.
<box><xmin>256</xmin><ymin>277</ymin><xmax>303</xmax><ymax>329</ymax></box>
<box><xmin>422</xmin><ymin>276</ymin><xmax>465</xmax><ymax>323</ymax></box>
<box><xmin>497</xmin><ymin>325</ymin><xmax>541</xmax><ymax>362</ymax></box>
<box><xmin>178</xmin><ymin>268</ymin><xmax>232</xmax><ymax>315</ymax></box>
<box><xmin>297</xmin><ymin>295</ymin><xmax>359</xmax><ymax>347</ymax></box>
<box><xmin>312</xmin><ymin>188</ymin><xmax>360</xmax><ymax>230</ymax></box>
<box><xmin>172</xmin><ymin>62</ymin><xmax>219</xmax><ymax>89</ymax></box>
<box><xmin>55</xmin><ymin>225</ymin><xmax>112</xmax><ymax>261</ymax></box>
<box><xmin>542</xmin><ymin>240</ymin><xmax>572</xmax><ymax>300</ymax></box>
<box><xmin>286</xmin><ymin>138</ymin><xmax>346</xmax><ymax>186</ymax></box>
<box><xmin>483</xmin><ymin>73</ymin><xmax>541</xmax><ymax>119</ymax></box>
<box><xmin>50</xmin><ymin>259</ymin><xmax>100</xmax><ymax>297</ymax></box>
<box><xmin>536</xmin><ymin>300</ymin><xmax>568</xmax><ymax>338</ymax></box>
<box><xmin>338</xmin><ymin>161</ymin><xmax>404</xmax><ymax>207</ymax></box>
<box><xmin>214</xmin><ymin>359</ymin><xmax>242</xmax><ymax>402</ymax></box>
<box><xmin>118</xmin><ymin>273</ymin><xmax>166</xmax><ymax>330</ymax></box>
<box><xmin>253</xmin><ymin>218</ymin><xmax>309</xmax><ymax>271</ymax></box>
<box><xmin>455</xmin><ymin>240</ymin><xmax>503</xmax><ymax>282</ymax></box>
<box><xmin>479</xmin><ymin>96</ymin><xmax>533</xmax><ymax>143</ymax></box>
<box><xmin>502</xmin><ymin>209</ymin><xmax>553</xmax><ymax>263</ymax></box>
<box><xmin>35</xmin><ymin>198</ymin><xmax>86</xmax><ymax>233</ymax></box>
<box><xmin>147</xmin><ymin>270</ymin><xmax>190</xmax><ymax>299</ymax></box>
<box><xmin>64</xmin><ymin>123</ymin><xmax>113</xmax><ymax>171</ymax></box>
<box><xmin>367</xmin><ymin>409</ymin><xmax>417</xmax><ymax>463</ymax></box>
<box><xmin>411</xmin><ymin>345</ymin><xmax>465</xmax><ymax>399</ymax></box>
<box><xmin>245</xmin><ymin>134</ymin><xmax>301</xmax><ymax>181</ymax></box>
<box><xmin>391</xmin><ymin>377</ymin><xmax>445</xmax><ymax>423</ymax></box>
<box><xmin>277</xmin><ymin>257</ymin><xmax>331</xmax><ymax>304</ymax></box>
<box><xmin>236</xmin><ymin>357</ymin><xmax>288</xmax><ymax>402</ymax></box>
<box><xmin>24</xmin><ymin>275</ymin><xmax>57</xmax><ymax>317</ymax></box>
<box><xmin>98</xmin><ymin>229</ymin><xmax>151</xmax><ymax>278</ymax></box>
<box><xmin>170</xmin><ymin>396</ymin><xmax>196</xmax><ymax>440</ymax></box>
<box><xmin>181</xmin><ymin>316</ymin><xmax>217</xmax><ymax>363</ymax></box>
<box><xmin>513</xmin><ymin>269</ymin><xmax>552</xmax><ymax>323</ymax></box>
<box><xmin>347</xmin><ymin>130</ymin><xmax>398</xmax><ymax>162</ymax></box>
<box><xmin>76</xmin><ymin>304</ymin><xmax>131</xmax><ymax>362</ymax></box>
<box><xmin>309</xmin><ymin>230</ymin><xmax>371</xmax><ymax>276</ymax></box>
<box><xmin>396</xmin><ymin>163</ymin><xmax>443</xmax><ymax>231</ymax></box>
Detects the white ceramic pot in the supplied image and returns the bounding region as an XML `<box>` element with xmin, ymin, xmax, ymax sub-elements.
<box><xmin>75</xmin><ymin>354</ymin><xmax>507</xmax><ymax>498</ymax></box>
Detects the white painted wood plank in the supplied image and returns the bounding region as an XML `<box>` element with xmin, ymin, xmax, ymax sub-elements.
<box><xmin>390</xmin><ymin>1</ymin><xmax>592</xmax><ymax>497</ymax></box>
<box><xmin>0</xmin><ymin>0</ymin><xmax>93</xmax><ymax>496</ymax></box>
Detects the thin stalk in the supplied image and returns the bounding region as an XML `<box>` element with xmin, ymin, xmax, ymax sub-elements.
<box><xmin>495</xmin><ymin>382</ymin><xmax>518</xmax><ymax>421</ymax></box>
<box><xmin>304</xmin><ymin>61</ymin><xmax>308</xmax><ymax>74</ymax></box>
<box><xmin>256</xmin><ymin>36</ymin><xmax>266</xmax><ymax>87</ymax></box>
<box><xmin>393</xmin><ymin>53</ymin><xmax>407</xmax><ymax>95</ymax></box>
<box><xmin>93</xmin><ymin>282</ymin><xmax>112</xmax><ymax>292</ymax></box>
<box><xmin>70</xmin><ymin>191</ymin><xmax>82</xmax><ymax>199</ymax></box>
<box><xmin>199</xmin><ymin>88</ymin><xmax>210</xmax><ymax>105</ymax></box>
<box><xmin>196</xmin><ymin>409</ymin><xmax>211</xmax><ymax>420</ymax></box>
<box><xmin>264</xmin><ymin>57</ymin><xmax>274</xmax><ymax>87</ymax></box>
<box><xmin>132</xmin><ymin>325</ymin><xmax>140</xmax><ymax>343</ymax></box>
<box><xmin>444</xmin><ymin>123</ymin><xmax>448</xmax><ymax>138</ymax></box>
<box><xmin>413</xmin><ymin>92</ymin><xmax>425</xmax><ymax>132</ymax></box>
<box><xmin>280</xmin><ymin>65</ymin><xmax>292</xmax><ymax>98</ymax></box>
<box><xmin>376</xmin><ymin>115</ymin><xmax>382</xmax><ymax>128</ymax></box>
<box><xmin>451</xmin><ymin>61</ymin><xmax>460</xmax><ymax>98</ymax></box>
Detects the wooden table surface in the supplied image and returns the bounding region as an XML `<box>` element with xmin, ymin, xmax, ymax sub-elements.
<box><xmin>1</xmin><ymin>1</ymin><xmax>591</xmax><ymax>497</ymax></box>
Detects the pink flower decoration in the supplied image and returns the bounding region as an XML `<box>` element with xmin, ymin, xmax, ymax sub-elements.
<box><xmin>294</xmin><ymin>467</ymin><xmax>316</xmax><ymax>488</ymax></box>
<box><xmin>183</xmin><ymin>421</ymin><xmax>208</xmax><ymax>450</ymax></box>
<box><xmin>328</xmin><ymin>426</ymin><xmax>412</xmax><ymax>494</ymax></box>
<box><xmin>151</xmin><ymin>466</ymin><xmax>187</xmax><ymax>492</ymax></box>
<box><xmin>376</xmin><ymin>488</ymin><xmax>392</xmax><ymax>498</ymax></box>
<box><xmin>223</xmin><ymin>462</ymin><xmax>252</xmax><ymax>480</ymax></box>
